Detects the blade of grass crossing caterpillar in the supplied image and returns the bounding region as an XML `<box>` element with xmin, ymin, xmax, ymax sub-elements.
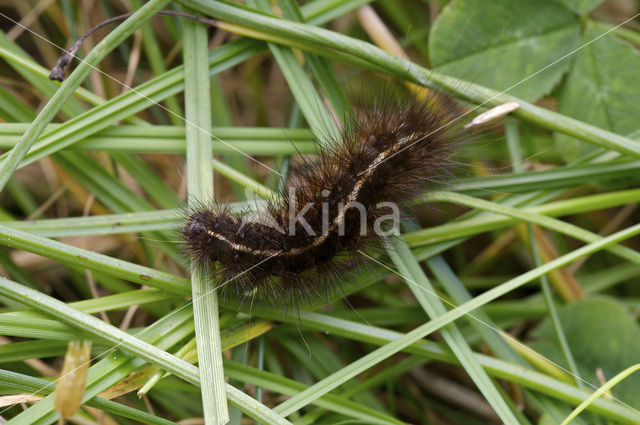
<box><xmin>183</xmin><ymin>13</ymin><xmax>229</xmax><ymax>425</ymax></box>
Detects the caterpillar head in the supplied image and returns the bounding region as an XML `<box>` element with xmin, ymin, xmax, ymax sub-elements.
<box><xmin>182</xmin><ymin>209</ymin><xmax>238</xmax><ymax>265</ymax></box>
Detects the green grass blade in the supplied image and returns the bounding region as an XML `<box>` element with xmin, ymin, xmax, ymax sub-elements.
<box><xmin>0</xmin><ymin>0</ymin><xmax>172</xmax><ymax>192</ymax></box>
<box><xmin>184</xmin><ymin>0</ymin><xmax>640</xmax><ymax>158</ymax></box>
<box><xmin>183</xmin><ymin>12</ymin><xmax>229</xmax><ymax>424</ymax></box>
<box><xmin>271</xmin><ymin>222</ymin><xmax>640</xmax><ymax>416</ymax></box>
<box><xmin>561</xmin><ymin>364</ymin><xmax>640</xmax><ymax>425</ymax></box>
<box><xmin>385</xmin><ymin>234</ymin><xmax>523</xmax><ymax>425</ymax></box>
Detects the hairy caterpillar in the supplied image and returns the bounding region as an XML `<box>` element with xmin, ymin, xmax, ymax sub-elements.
<box><xmin>42</xmin><ymin>7</ymin><xmax>506</xmax><ymax>310</ymax></box>
<box><xmin>181</xmin><ymin>91</ymin><xmax>498</xmax><ymax>308</ymax></box>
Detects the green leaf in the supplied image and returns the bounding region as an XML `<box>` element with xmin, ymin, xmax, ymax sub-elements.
<box><xmin>429</xmin><ymin>0</ymin><xmax>580</xmax><ymax>102</ymax></box>
<box><xmin>556</xmin><ymin>28</ymin><xmax>640</xmax><ymax>160</ymax></box>
<box><xmin>531</xmin><ymin>296</ymin><xmax>640</xmax><ymax>409</ymax></box>
<box><xmin>552</xmin><ymin>0</ymin><xmax>605</xmax><ymax>14</ymax></box>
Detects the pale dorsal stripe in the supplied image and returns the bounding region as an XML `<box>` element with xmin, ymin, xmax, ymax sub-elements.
<box><xmin>209</xmin><ymin>134</ymin><xmax>416</xmax><ymax>258</ymax></box>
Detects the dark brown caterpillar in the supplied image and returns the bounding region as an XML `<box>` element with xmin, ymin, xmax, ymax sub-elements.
<box><xmin>182</xmin><ymin>92</ymin><xmax>474</xmax><ymax>308</ymax></box>
<box><xmin>43</xmin><ymin>8</ymin><xmax>488</xmax><ymax>309</ymax></box>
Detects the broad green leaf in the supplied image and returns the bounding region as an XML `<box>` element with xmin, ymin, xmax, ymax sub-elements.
<box><xmin>531</xmin><ymin>296</ymin><xmax>640</xmax><ymax>409</ymax></box>
<box><xmin>429</xmin><ymin>0</ymin><xmax>580</xmax><ymax>102</ymax></box>
<box><xmin>556</xmin><ymin>28</ymin><xmax>640</xmax><ymax>160</ymax></box>
<box><xmin>552</xmin><ymin>0</ymin><xmax>605</xmax><ymax>14</ymax></box>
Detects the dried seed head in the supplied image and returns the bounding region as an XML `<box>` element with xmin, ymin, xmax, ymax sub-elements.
<box><xmin>54</xmin><ymin>340</ymin><xmax>92</xmax><ymax>421</ymax></box>
<box><xmin>464</xmin><ymin>102</ymin><xmax>520</xmax><ymax>128</ymax></box>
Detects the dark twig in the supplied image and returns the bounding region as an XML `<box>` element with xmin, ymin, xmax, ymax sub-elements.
<box><xmin>49</xmin><ymin>10</ymin><xmax>219</xmax><ymax>81</ymax></box>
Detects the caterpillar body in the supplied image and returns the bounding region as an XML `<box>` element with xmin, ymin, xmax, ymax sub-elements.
<box><xmin>182</xmin><ymin>92</ymin><xmax>474</xmax><ymax>308</ymax></box>
<box><xmin>43</xmin><ymin>8</ymin><xmax>492</xmax><ymax>309</ymax></box>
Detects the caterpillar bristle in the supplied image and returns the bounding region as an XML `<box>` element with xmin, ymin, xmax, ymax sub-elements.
<box><xmin>182</xmin><ymin>87</ymin><xmax>477</xmax><ymax>310</ymax></box>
